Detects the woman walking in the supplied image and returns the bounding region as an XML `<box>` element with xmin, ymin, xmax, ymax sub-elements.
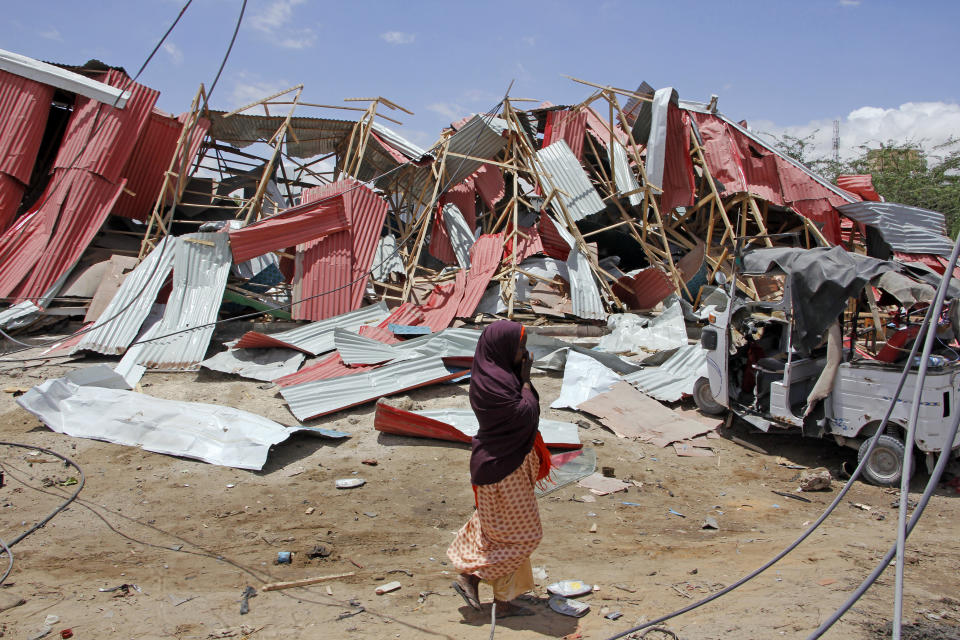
<box><xmin>448</xmin><ymin>320</ymin><xmax>552</xmax><ymax>618</ymax></box>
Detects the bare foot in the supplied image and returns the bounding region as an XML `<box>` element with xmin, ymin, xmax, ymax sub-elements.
<box><xmin>453</xmin><ymin>573</ymin><xmax>481</xmax><ymax>610</ymax></box>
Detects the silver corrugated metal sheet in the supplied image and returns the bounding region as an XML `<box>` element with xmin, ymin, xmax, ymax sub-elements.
<box><xmin>251</xmin><ymin>301</ymin><xmax>390</xmax><ymax>355</ymax></box>
<box><xmin>370</xmin><ymin>121</ymin><xmax>432</xmax><ymax>161</ymax></box>
<box><xmin>568</xmin><ymin>249</ymin><xmax>605</xmax><ymax>320</ymax></box>
<box><xmin>135</xmin><ymin>233</ymin><xmax>232</xmax><ymax>370</ymax></box>
<box><xmin>537</xmin><ymin>140</ymin><xmax>605</xmax><ymax>221</ymax></box>
<box><xmin>280</xmin><ymin>356</ymin><xmax>454</xmax><ymax>421</ymax></box>
<box><xmin>610</xmin><ymin>141</ymin><xmax>642</xmax><ymax>207</ymax></box>
<box><xmin>0</xmin><ymin>301</ymin><xmax>40</xmax><ymax>329</ymax></box>
<box><xmin>644</xmin><ymin>87</ymin><xmax>676</xmax><ymax>189</ymax></box>
<box><xmin>0</xmin><ymin>47</ymin><xmax>129</xmax><ymax>106</ymax></box>
<box><xmin>371</xmin><ymin>234</ymin><xmax>404</xmax><ymax>280</ymax></box>
<box><xmin>200</xmin><ymin>347</ymin><xmax>304</xmax><ymax>382</ymax></box>
<box><xmin>334</xmin><ymin>328</ymin><xmax>405</xmax><ymax>365</ymax></box>
<box><xmin>407</xmin><ymin>115</ymin><xmax>508</xmax><ymax>197</ymax></box>
<box><xmin>442</xmin><ymin>203</ymin><xmax>474</xmax><ymax>270</ymax></box>
<box><xmin>414</xmin><ymin>408</ymin><xmax>580</xmax><ymax>446</ymax></box>
<box><xmin>623</xmin><ymin>344</ymin><xmax>707</xmax><ymax>402</ymax></box>
<box><xmin>837</xmin><ymin>201</ymin><xmax>953</xmax><ymax>257</ymax></box>
<box><xmin>393</xmin><ymin>327</ymin><xmax>481</xmax><ymax>359</ymax></box>
<box><xmin>73</xmin><ymin>237</ymin><xmax>177</xmax><ymax>355</ymax></box>
<box><xmin>207</xmin><ymin>111</ymin><xmax>354</xmax><ymax>158</ymax></box>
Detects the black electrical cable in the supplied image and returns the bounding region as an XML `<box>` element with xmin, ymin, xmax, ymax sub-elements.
<box><xmin>0</xmin><ymin>536</ymin><xmax>11</xmax><ymax>585</ymax></box>
<box><xmin>602</xmin><ymin>278</ymin><xmax>942</xmax><ymax>640</ymax></box>
<box><xmin>0</xmin><ymin>442</ymin><xmax>85</xmax><ymax>584</ymax></box>
<box><xmin>0</xmin><ymin>97</ymin><xmax>508</xmax><ymax>362</ymax></box>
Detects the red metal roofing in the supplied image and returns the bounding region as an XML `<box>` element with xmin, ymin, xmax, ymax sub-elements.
<box><xmin>229</xmin><ymin>197</ymin><xmax>349</xmax><ymax>263</ymax></box>
<box><xmin>836</xmin><ymin>174</ymin><xmax>880</xmax><ymax>202</ymax></box>
<box><xmin>690</xmin><ymin>113</ymin><xmax>747</xmax><ymax>194</ymax></box>
<box><xmin>440</xmin><ymin>178</ymin><xmax>477</xmax><ymax>228</ymax></box>
<box><xmin>53</xmin><ymin>70</ymin><xmax>158</xmax><ymax>184</ymax></box>
<box><xmin>457</xmin><ymin>233</ymin><xmax>503</xmax><ymax>318</ymax></box>
<box><xmin>293</xmin><ymin>179</ymin><xmax>389</xmax><ymax>321</ymax></box>
<box><xmin>358</xmin><ymin>324</ymin><xmax>399</xmax><ymax>344</ymax></box>
<box><xmin>472</xmin><ymin>163</ymin><xmax>504</xmax><ymax>210</ymax></box>
<box><xmin>0</xmin><ymin>173</ymin><xmax>25</xmax><ymax>233</ymax></box>
<box><xmin>421</xmin><ymin>270</ymin><xmax>466</xmax><ymax>331</ymax></box>
<box><xmin>613</xmin><ymin>266</ymin><xmax>675</xmax><ymax>310</ymax></box>
<box><xmin>733</xmin><ymin>127</ymin><xmax>782</xmax><ymax>205</ymax></box>
<box><xmin>505</xmin><ymin>225</ymin><xmax>544</xmax><ymax>264</ymax></box>
<box><xmin>273</xmin><ymin>352</ymin><xmax>375</xmax><ymax>388</ymax></box>
<box><xmin>11</xmin><ymin>169</ymin><xmax>126</xmax><ymax>302</ymax></box>
<box><xmin>0</xmin><ymin>70</ymin><xmax>53</xmax><ymax>185</ymax></box>
<box><xmin>660</xmin><ymin>106</ymin><xmax>696</xmax><ymax>211</ymax></box>
<box><xmin>0</xmin><ymin>208</ymin><xmax>48</xmax><ymax>297</ymax></box>
<box><xmin>429</xmin><ymin>204</ymin><xmax>457</xmax><ymax>265</ymax></box>
<box><xmin>374</xmin><ymin>400</ymin><xmax>471</xmax><ymax>444</ymax></box>
<box><xmin>791</xmin><ymin>198</ymin><xmax>842</xmax><ymax>245</ymax></box>
<box><xmin>543</xmin><ymin>109</ymin><xmax>588</xmax><ymax>161</ymax></box>
<box><xmin>111</xmin><ymin>110</ymin><xmax>182</xmax><ymax>221</ymax></box>
<box><xmin>537</xmin><ymin>213</ymin><xmax>571</xmax><ymax>260</ymax></box>
<box><xmin>583</xmin><ymin>106</ymin><xmax>628</xmax><ymax>148</ymax></box>
<box><xmin>378</xmin><ymin>302</ymin><xmax>425</xmax><ymax>328</ymax></box>
<box><xmin>234</xmin><ymin>331</ymin><xmax>302</xmax><ymax>352</ymax></box>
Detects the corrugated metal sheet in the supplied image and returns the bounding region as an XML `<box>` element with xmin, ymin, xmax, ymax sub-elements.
<box><xmin>421</xmin><ymin>270</ymin><xmax>466</xmax><ymax>331</ymax></box>
<box><xmin>13</xmin><ymin>169</ymin><xmax>126</xmax><ymax>302</ymax></box>
<box><xmin>370</xmin><ymin>121</ymin><xmax>432</xmax><ymax>162</ymax></box>
<box><xmin>567</xmin><ymin>247</ymin><xmax>605</xmax><ymax>320</ymax></box>
<box><xmin>73</xmin><ymin>236</ymin><xmax>176</xmax><ymax>354</ymax></box>
<box><xmin>0</xmin><ymin>69</ymin><xmax>53</xmax><ymax>184</ymax></box>
<box><xmin>457</xmin><ymin>233</ymin><xmax>503</xmax><ymax>318</ymax></box>
<box><xmin>472</xmin><ymin>163</ymin><xmax>504</xmax><ymax>210</ymax></box>
<box><xmin>370</xmin><ymin>234</ymin><xmax>404</xmax><ymax>280</ymax></box>
<box><xmin>660</xmin><ymin>106</ymin><xmax>695</xmax><ymax>211</ymax></box>
<box><xmin>357</xmin><ymin>324</ymin><xmax>399</xmax><ymax>344</ymax></box>
<box><xmin>536</xmin><ymin>140</ymin><xmax>605</xmax><ymax>221</ymax></box>
<box><xmin>644</xmin><ymin>88</ymin><xmax>675</xmax><ymax>189</ymax></box>
<box><xmin>537</xmin><ymin>213</ymin><xmax>571</xmax><ymax>260</ymax></box>
<box><xmin>134</xmin><ymin>232</ymin><xmax>232</xmax><ymax>370</ymax></box>
<box><xmin>200</xmin><ymin>347</ymin><xmax>304</xmax><ymax>382</ymax></box>
<box><xmin>838</xmin><ymin>201</ymin><xmax>953</xmax><ymax>256</ymax></box>
<box><xmin>111</xmin><ymin>110</ymin><xmax>182</xmax><ymax>221</ymax></box>
<box><xmin>273</xmin><ymin>352</ymin><xmax>374</xmax><ymax>388</ymax></box>
<box><xmin>207</xmin><ymin>111</ymin><xmax>354</xmax><ymax>158</ymax></box>
<box><xmin>229</xmin><ymin>197</ymin><xmax>349</xmax><ymax>263</ymax></box>
<box><xmin>443</xmin><ymin>203</ymin><xmax>474</xmax><ymax>269</ymax></box>
<box><xmin>293</xmin><ymin>229</ymin><xmax>350</xmax><ymax>320</ymax></box>
<box><xmin>836</xmin><ymin>174</ymin><xmax>881</xmax><ymax>202</ymax></box>
<box><xmin>334</xmin><ymin>327</ymin><xmax>404</xmax><ymax>365</ymax></box>
<box><xmin>543</xmin><ymin>109</ymin><xmax>588</xmax><ymax>160</ymax></box>
<box><xmin>689</xmin><ymin>112</ymin><xmax>746</xmax><ymax>194</ymax></box>
<box><xmin>623</xmin><ymin>344</ymin><xmax>707</xmax><ymax>402</ymax></box>
<box><xmin>409</xmin><ymin>115</ymin><xmax>508</xmax><ymax>199</ymax></box>
<box><xmin>439</xmin><ymin>178</ymin><xmax>477</xmax><ymax>229</ymax></box>
<box><xmin>609</xmin><ymin>141</ymin><xmax>642</xmax><ymax>207</ymax></box>
<box><xmin>293</xmin><ymin>180</ymin><xmax>388</xmax><ymax>321</ymax></box>
<box><xmin>428</xmin><ymin>204</ymin><xmax>458</xmax><ymax>265</ymax></box>
<box><xmin>392</xmin><ymin>327</ymin><xmax>480</xmax><ymax>360</ymax></box>
<box><xmin>0</xmin><ymin>48</ymin><xmax>129</xmax><ymax>106</ymax></box>
<box><xmin>0</xmin><ymin>172</ymin><xmax>25</xmax><ymax>233</ymax></box>
<box><xmin>613</xmin><ymin>267</ymin><xmax>675</xmax><ymax>310</ymax></box>
<box><xmin>379</xmin><ymin>301</ymin><xmax>425</xmax><ymax>328</ymax></box>
<box><xmin>53</xmin><ymin>69</ymin><xmax>158</xmax><ymax>184</ymax></box>
<box><xmin>505</xmin><ymin>225</ymin><xmax>545</xmax><ymax>263</ymax></box>
<box><xmin>584</xmin><ymin>106</ymin><xmax>628</xmax><ymax>149</ymax></box>
<box><xmin>279</xmin><ymin>356</ymin><xmax>460</xmax><ymax>421</ymax></box>
<box><xmin>235</xmin><ymin>301</ymin><xmax>389</xmax><ymax>355</ymax></box>
<box><xmin>0</xmin><ymin>300</ymin><xmax>39</xmax><ymax>328</ymax></box>
<box><xmin>0</xmin><ymin>208</ymin><xmax>50</xmax><ymax>298</ymax></box>
<box><xmin>416</xmin><ymin>408</ymin><xmax>580</xmax><ymax>448</ymax></box>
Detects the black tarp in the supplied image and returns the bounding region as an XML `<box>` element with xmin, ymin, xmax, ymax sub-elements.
<box><xmin>742</xmin><ymin>247</ymin><xmax>897</xmax><ymax>353</ymax></box>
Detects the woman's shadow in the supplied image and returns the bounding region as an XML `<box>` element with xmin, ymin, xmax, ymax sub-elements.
<box><xmin>456</xmin><ymin>594</ymin><xmax>580</xmax><ymax>636</ymax></box>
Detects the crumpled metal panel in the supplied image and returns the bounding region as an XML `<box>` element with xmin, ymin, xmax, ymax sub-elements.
<box><xmin>371</xmin><ymin>234</ymin><xmax>404</xmax><ymax>280</ymax></box>
<box><xmin>0</xmin><ymin>48</ymin><xmax>129</xmax><ymax>106</ymax></box>
<box><xmin>235</xmin><ymin>301</ymin><xmax>390</xmax><ymax>355</ymax></box>
<box><xmin>200</xmin><ymin>347</ymin><xmax>304</xmax><ymax>382</ymax></box>
<box><xmin>420</xmin><ymin>270</ymin><xmax>466</xmax><ymax>332</ymax></box>
<box><xmin>273</xmin><ymin>352</ymin><xmax>374</xmax><ymax>388</ymax></box>
<box><xmin>392</xmin><ymin>327</ymin><xmax>481</xmax><ymax>359</ymax></box>
<box><xmin>370</xmin><ymin>121</ymin><xmax>432</xmax><ymax>162</ymax></box>
<box><xmin>0</xmin><ymin>173</ymin><xmax>25</xmax><ymax>233</ymax></box>
<box><xmin>838</xmin><ymin>201</ymin><xmax>953</xmax><ymax>257</ymax></box>
<box><xmin>18</xmin><ymin>377</ymin><xmax>349</xmax><ymax>471</ymax></box>
<box><xmin>379</xmin><ymin>302</ymin><xmax>424</xmax><ymax>328</ymax></box>
<box><xmin>229</xmin><ymin>196</ymin><xmax>349</xmax><ymax>263</ymax></box>
<box><xmin>0</xmin><ymin>300</ymin><xmax>39</xmax><ymax>329</ymax></box>
<box><xmin>443</xmin><ymin>203</ymin><xmax>474</xmax><ymax>270</ymax></box>
<box><xmin>417</xmin><ymin>408</ymin><xmax>581</xmax><ymax>448</ymax></box>
<box><xmin>73</xmin><ymin>237</ymin><xmax>176</xmax><ymax>355</ymax></box>
<box><xmin>408</xmin><ymin>115</ymin><xmax>508</xmax><ymax>199</ymax></box>
<box><xmin>0</xmin><ymin>69</ymin><xmax>53</xmax><ymax>184</ymax></box>
<box><xmin>110</xmin><ymin>110</ymin><xmax>182</xmax><ymax>221</ymax></box>
<box><xmin>609</xmin><ymin>141</ymin><xmax>642</xmax><ymax>207</ymax></box>
<box><xmin>543</xmin><ymin>109</ymin><xmax>588</xmax><ymax>160</ymax></box>
<box><xmin>536</xmin><ymin>140</ymin><xmax>605</xmax><ymax>221</ymax></box>
<box><xmin>334</xmin><ymin>327</ymin><xmax>408</xmax><ymax>365</ymax></box>
<box><xmin>623</xmin><ymin>344</ymin><xmax>708</xmax><ymax>402</ymax></box>
<box><xmin>207</xmin><ymin>111</ymin><xmax>354</xmax><ymax>157</ymax></box>
<box><xmin>135</xmin><ymin>232</ymin><xmax>232</xmax><ymax>370</ymax></box>
<box><xmin>280</xmin><ymin>356</ymin><xmax>460</xmax><ymax>421</ymax></box>
<box><xmin>457</xmin><ymin>233</ymin><xmax>503</xmax><ymax>318</ymax></box>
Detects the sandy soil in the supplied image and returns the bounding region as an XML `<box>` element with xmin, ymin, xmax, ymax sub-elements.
<box><xmin>0</xmin><ymin>329</ymin><xmax>959</xmax><ymax>640</ymax></box>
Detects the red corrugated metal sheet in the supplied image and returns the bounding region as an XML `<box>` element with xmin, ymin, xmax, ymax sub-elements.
<box><xmin>505</xmin><ymin>225</ymin><xmax>544</xmax><ymax>263</ymax></box>
<box><xmin>53</xmin><ymin>70</ymin><xmax>158</xmax><ymax>184</ymax></box>
<box><xmin>374</xmin><ymin>400</ymin><xmax>471</xmax><ymax>443</ymax></box>
<box><xmin>473</xmin><ymin>163</ymin><xmax>504</xmax><ymax>210</ymax></box>
<box><xmin>293</xmin><ymin>179</ymin><xmax>389</xmax><ymax>320</ymax></box>
<box><xmin>440</xmin><ymin>178</ymin><xmax>477</xmax><ymax>228</ymax></box>
<box><xmin>111</xmin><ymin>110</ymin><xmax>181</xmax><ymax>221</ymax></box>
<box><xmin>583</xmin><ymin>106</ymin><xmax>628</xmax><ymax>148</ymax></box>
<box><xmin>0</xmin><ymin>208</ymin><xmax>49</xmax><ymax>297</ymax></box>
<box><xmin>358</xmin><ymin>324</ymin><xmax>399</xmax><ymax>344</ymax></box>
<box><xmin>836</xmin><ymin>174</ymin><xmax>880</xmax><ymax>202</ymax></box>
<box><xmin>690</xmin><ymin>113</ymin><xmax>746</xmax><ymax>194</ymax></box>
<box><xmin>791</xmin><ymin>198</ymin><xmax>842</xmax><ymax>245</ymax></box>
<box><xmin>613</xmin><ymin>266</ymin><xmax>675</xmax><ymax>310</ymax></box>
<box><xmin>0</xmin><ymin>70</ymin><xmax>53</xmax><ymax>184</ymax></box>
<box><xmin>537</xmin><ymin>214</ymin><xmax>571</xmax><ymax>260</ymax></box>
<box><xmin>234</xmin><ymin>331</ymin><xmax>302</xmax><ymax>352</ymax></box>
<box><xmin>421</xmin><ymin>270</ymin><xmax>466</xmax><ymax>331</ymax></box>
<box><xmin>543</xmin><ymin>110</ymin><xmax>588</xmax><ymax>161</ymax></box>
<box><xmin>229</xmin><ymin>197</ymin><xmax>349</xmax><ymax>262</ymax></box>
<box><xmin>274</xmin><ymin>352</ymin><xmax>375</xmax><ymax>387</ymax></box>
<box><xmin>429</xmin><ymin>203</ymin><xmax>457</xmax><ymax>265</ymax></box>
<box><xmin>378</xmin><ymin>302</ymin><xmax>424</xmax><ymax>328</ymax></box>
<box><xmin>0</xmin><ymin>173</ymin><xmax>25</xmax><ymax>233</ymax></box>
<box><xmin>660</xmin><ymin>106</ymin><xmax>696</xmax><ymax>211</ymax></box>
<box><xmin>457</xmin><ymin>233</ymin><xmax>503</xmax><ymax>318</ymax></box>
<box><xmin>733</xmin><ymin>127</ymin><xmax>782</xmax><ymax>205</ymax></box>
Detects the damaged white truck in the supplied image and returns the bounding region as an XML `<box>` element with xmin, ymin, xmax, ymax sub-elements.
<box><xmin>694</xmin><ymin>246</ymin><xmax>960</xmax><ymax>486</ymax></box>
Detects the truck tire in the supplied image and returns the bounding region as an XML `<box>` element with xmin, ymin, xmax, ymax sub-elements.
<box><xmin>693</xmin><ymin>376</ymin><xmax>726</xmax><ymax>416</ymax></box>
<box><xmin>857</xmin><ymin>434</ymin><xmax>913</xmax><ymax>487</ymax></box>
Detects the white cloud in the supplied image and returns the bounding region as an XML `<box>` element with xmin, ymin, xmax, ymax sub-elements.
<box><xmin>381</xmin><ymin>31</ymin><xmax>415</xmax><ymax>45</ymax></box>
<box><xmin>162</xmin><ymin>42</ymin><xmax>183</xmax><ymax>65</ymax></box>
<box><xmin>229</xmin><ymin>72</ymin><xmax>292</xmax><ymax>113</ymax></box>
<box><xmin>839</xmin><ymin>0</ymin><xmax>861</xmax><ymax>6</ymax></box>
<box><xmin>249</xmin><ymin>0</ymin><xmax>316</xmax><ymax>49</ymax></box>
<box><xmin>521</xmin><ymin>35</ymin><xmax>536</xmax><ymax>47</ymax></box>
<box><xmin>38</xmin><ymin>28</ymin><xmax>62</xmax><ymax>41</ymax></box>
<box><xmin>753</xmin><ymin>101</ymin><xmax>960</xmax><ymax>162</ymax></box>
<box><xmin>427</xmin><ymin>102</ymin><xmax>469</xmax><ymax>122</ymax></box>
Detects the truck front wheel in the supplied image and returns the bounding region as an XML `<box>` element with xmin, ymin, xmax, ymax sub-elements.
<box><xmin>857</xmin><ymin>434</ymin><xmax>913</xmax><ymax>487</ymax></box>
<box><xmin>693</xmin><ymin>377</ymin><xmax>726</xmax><ymax>416</ymax></box>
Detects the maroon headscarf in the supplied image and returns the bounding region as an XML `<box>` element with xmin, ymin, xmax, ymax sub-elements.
<box><xmin>469</xmin><ymin>320</ymin><xmax>541</xmax><ymax>485</ymax></box>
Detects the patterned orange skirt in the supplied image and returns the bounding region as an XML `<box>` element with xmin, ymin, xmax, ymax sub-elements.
<box><xmin>447</xmin><ymin>447</ymin><xmax>542</xmax><ymax>601</ymax></box>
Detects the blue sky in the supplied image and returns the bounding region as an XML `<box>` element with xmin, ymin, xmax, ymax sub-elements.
<box><xmin>5</xmin><ymin>0</ymin><xmax>959</xmax><ymax>160</ymax></box>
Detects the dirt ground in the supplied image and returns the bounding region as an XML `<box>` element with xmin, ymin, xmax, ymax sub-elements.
<box><xmin>1</xmin><ymin>328</ymin><xmax>959</xmax><ymax>640</ymax></box>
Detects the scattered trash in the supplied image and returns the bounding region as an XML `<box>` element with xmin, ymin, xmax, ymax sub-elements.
<box><xmin>361</xmin><ymin>459</ymin><xmax>378</xmax><ymax>466</ymax></box>
<box><xmin>772</xmin><ymin>490</ymin><xmax>812</xmax><ymax>503</ymax></box>
<box><xmin>363</xmin><ymin>512</ymin><xmax>378</xmax><ymax>518</ymax></box>
<box><xmin>549</xmin><ymin>595</ymin><xmax>591</xmax><ymax>617</ymax></box>
<box><xmin>417</xmin><ymin>590</ymin><xmax>438</xmax><ymax>604</ymax></box>
<box><xmin>601</xmin><ymin>466</ymin><xmax>616</xmax><ymax>477</ymax></box>
<box><xmin>99</xmin><ymin>583</ymin><xmax>141</xmax><ymax>595</ymax></box>
<box><xmin>375</xmin><ymin>581</ymin><xmax>402</xmax><ymax>595</ymax></box>
<box><xmin>261</xmin><ymin>571</ymin><xmax>355</xmax><ymax>592</ymax></box>
<box><xmin>577</xmin><ymin>473</ymin><xmax>629</xmax><ymax>495</ymax></box>
<box><xmin>336</xmin><ymin>478</ymin><xmax>366</xmax><ymax>489</ymax></box>
<box><xmin>702</xmin><ymin>516</ymin><xmax>719</xmax><ymax>530</ymax></box>
<box><xmin>547</xmin><ymin>580</ymin><xmax>593</xmax><ymax>598</ymax></box>
<box><xmin>305</xmin><ymin>506</ymin><xmax>315</xmax><ymax>515</ymax></box>
<box><xmin>532</xmin><ymin>567</ymin><xmax>549</xmax><ymax>582</ymax></box>
<box><xmin>307</xmin><ymin>545</ymin><xmax>331</xmax><ymax>559</ymax></box>
<box><xmin>819</xmin><ymin>578</ymin><xmax>837</xmax><ymax>586</ymax></box>
<box><xmin>668</xmin><ymin>509</ymin><xmax>686</xmax><ymax>518</ymax></box>
<box><xmin>59</xmin><ymin>630</ymin><xmax>73</xmax><ymax>639</ymax></box>
<box><xmin>239</xmin><ymin>586</ymin><xmax>256</xmax><ymax>615</ymax></box>
<box><xmin>276</xmin><ymin>551</ymin><xmax>292</xmax><ymax>564</ymax></box>
<box><xmin>605</xmin><ymin>611</ymin><xmax>623</xmax><ymax>620</ymax></box>
<box><xmin>730</xmin><ymin>437</ymin><xmax>768</xmax><ymax>455</ymax></box>
<box><xmin>622</xmin><ymin>501</ymin><xmax>642</xmax><ymax>506</ymax></box>
<box><xmin>799</xmin><ymin>467</ymin><xmax>832</xmax><ymax>491</ymax></box>
<box><xmin>336</xmin><ymin>606</ymin><xmax>366</xmax><ymax>621</ymax></box>
<box><xmin>589</xmin><ymin>523</ymin><xmax>597</xmax><ymax>533</ymax></box>
<box><xmin>851</xmin><ymin>502</ymin><xmax>873</xmax><ymax>511</ymax></box>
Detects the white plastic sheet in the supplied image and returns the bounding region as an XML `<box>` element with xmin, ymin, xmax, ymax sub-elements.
<box><xmin>550</xmin><ymin>350</ymin><xmax>622</xmax><ymax>410</ymax></box>
<box><xmin>597</xmin><ymin>301</ymin><xmax>687</xmax><ymax>354</ymax></box>
<box><xmin>18</xmin><ymin>378</ymin><xmax>348</xmax><ymax>470</ymax></box>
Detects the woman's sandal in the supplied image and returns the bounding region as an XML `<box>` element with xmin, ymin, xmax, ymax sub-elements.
<box><xmin>452</xmin><ymin>580</ymin><xmax>481</xmax><ymax>611</ymax></box>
